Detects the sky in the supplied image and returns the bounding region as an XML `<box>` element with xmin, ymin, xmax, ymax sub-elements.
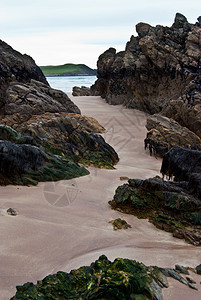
<box><xmin>1</xmin><ymin>0</ymin><xmax>201</xmax><ymax>68</ymax></box>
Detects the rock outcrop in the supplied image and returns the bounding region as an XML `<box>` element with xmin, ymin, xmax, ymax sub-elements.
<box><xmin>92</xmin><ymin>13</ymin><xmax>201</xmax><ymax>154</ymax></box>
<box><xmin>92</xmin><ymin>13</ymin><xmax>200</xmax><ymax>114</ymax></box>
<box><xmin>144</xmin><ymin>114</ymin><xmax>201</xmax><ymax>156</ymax></box>
<box><xmin>72</xmin><ymin>86</ymin><xmax>92</xmax><ymax>96</ymax></box>
<box><xmin>161</xmin><ymin>146</ymin><xmax>201</xmax><ymax>198</ymax></box>
<box><xmin>109</xmin><ymin>145</ymin><xmax>201</xmax><ymax>246</ymax></box>
<box><xmin>110</xmin><ymin>176</ymin><xmax>201</xmax><ymax>246</ymax></box>
<box><xmin>0</xmin><ymin>39</ymin><xmax>118</xmax><ymax>185</ymax></box>
<box><xmin>11</xmin><ymin>255</ymin><xmax>200</xmax><ymax>299</ymax></box>
<box><xmin>0</xmin><ymin>39</ymin><xmax>47</xmax><ymax>111</ymax></box>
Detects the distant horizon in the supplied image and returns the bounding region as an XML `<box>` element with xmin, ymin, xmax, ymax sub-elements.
<box><xmin>1</xmin><ymin>0</ymin><xmax>201</xmax><ymax>69</ymax></box>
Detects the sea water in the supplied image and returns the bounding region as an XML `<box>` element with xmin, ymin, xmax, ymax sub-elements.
<box><xmin>46</xmin><ymin>76</ymin><xmax>97</xmax><ymax>94</ymax></box>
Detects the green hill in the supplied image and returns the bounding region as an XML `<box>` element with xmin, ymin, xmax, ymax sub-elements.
<box><xmin>40</xmin><ymin>63</ymin><xmax>97</xmax><ymax>76</ymax></box>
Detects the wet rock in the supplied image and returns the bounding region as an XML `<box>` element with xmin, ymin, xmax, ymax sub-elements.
<box><xmin>188</xmin><ymin>283</ymin><xmax>198</xmax><ymax>290</ymax></box>
<box><xmin>72</xmin><ymin>86</ymin><xmax>91</xmax><ymax>96</ymax></box>
<box><xmin>109</xmin><ymin>177</ymin><xmax>201</xmax><ymax>245</ymax></box>
<box><xmin>186</xmin><ymin>277</ymin><xmax>196</xmax><ymax>284</ymax></box>
<box><xmin>196</xmin><ymin>264</ymin><xmax>201</xmax><ymax>274</ymax></box>
<box><xmin>161</xmin><ymin>268</ymin><xmax>188</xmax><ymax>285</ymax></box>
<box><xmin>175</xmin><ymin>265</ymin><xmax>189</xmax><ymax>275</ymax></box>
<box><xmin>109</xmin><ymin>218</ymin><xmax>131</xmax><ymax>230</ymax></box>
<box><xmin>160</xmin><ymin>146</ymin><xmax>201</xmax><ymax>198</ymax></box>
<box><xmin>2</xmin><ymin>80</ymin><xmax>80</xmax><ymax>124</ymax></box>
<box><xmin>7</xmin><ymin>208</ymin><xmax>17</xmax><ymax>216</ymax></box>
<box><xmin>11</xmin><ymin>256</ymin><xmax>168</xmax><ymax>299</ymax></box>
<box><xmin>0</xmin><ymin>139</ymin><xmax>89</xmax><ymax>185</ymax></box>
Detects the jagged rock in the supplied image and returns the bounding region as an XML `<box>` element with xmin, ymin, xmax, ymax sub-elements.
<box><xmin>11</xmin><ymin>255</ymin><xmax>199</xmax><ymax>299</ymax></box>
<box><xmin>188</xmin><ymin>282</ymin><xmax>198</xmax><ymax>290</ymax></box>
<box><xmin>186</xmin><ymin>277</ymin><xmax>196</xmax><ymax>284</ymax></box>
<box><xmin>161</xmin><ymin>146</ymin><xmax>201</xmax><ymax>180</ymax></box>
<box><xmin>175</xmin><ymin>265</ymin><xmax>189</xmax><ymax>275</ymax></box>
<box><xmin>1</xmin><ymin>80</ymin><xmax>80</xmax><ymax>124</ymax></box>
<box><xmin>144</xmin><ymin>114</ymin><xmax>201</xmax><ymax>156</ymax></box>
<box><xmin>109</xmin><ymin>177</ymin><xmax>201</xmax><ymax>245</ymax></box>
<box><xmin>72</xmin><ymin>86</ymin><xmax>91</xmax><ymax>96</ymax></box>
<box><xmin>0</xmin><ymin>39</ymin><xmax>47</xmax><ymax>110</ymax></box>
<box><xmin>109</xmin><ymin>218</ymin><xmax>131</xmax><ymax>230</ymax></box>
<box><xmin>0</xmin><ymin>38</ymin><xmax>119</xmax><ymax>185</ymax></box>
<box><xmin>160</xmin><ymin>268</ymin><xmax>188</xmax><ymax>285</ymax></box>
<box><xmin>92</xmin><ymin>13</ymin><xmax>201</xmax><ymax>143</ymax></box>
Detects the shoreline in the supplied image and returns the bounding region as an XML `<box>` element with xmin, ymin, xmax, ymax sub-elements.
<box><xmin>1</xmin><ymin>96</ymin><xmax>200</xmax><ymax>299</ymax></box>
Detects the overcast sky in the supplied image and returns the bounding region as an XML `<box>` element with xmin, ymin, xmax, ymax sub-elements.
<box><xmin>1</xmin><ymin>0</ymin><xmax>200</xmax><ymax>68</ymax></box>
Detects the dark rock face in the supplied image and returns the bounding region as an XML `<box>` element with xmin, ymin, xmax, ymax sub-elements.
<box><xmin>0</xmin><ymin>39</ymin><xmax>48</xmax><ymax>111</ymax></box>
<box><xmin>161</xmin><ymin>146</ymin><xmax>201</xmax><ymax>199</ymax></box>
<box><xmin>93</xmin><ymin>13</ymin><xmax>200</xmax><ymax>113</ymax></box>
<box><xmin>72</xmin><ymin>86</ymin><xmax>92</xmax><ymax>96</ymax></box>
<box><xmin>92</xmin><ymin>13</ymin><xmax>201</xmax><ymax>153</ymax></box>
<box><xmin>0</xmin><ymin>138</ymin><xmax>89</xmax><ymax>185</ymax></box>
<box><xmin>109</xmin><ymin>176</ymin><xmax>201</xmax><ymax>246</ymax></box>
<box><xmin>144</xmin><ymin>114</ymin><xmax>201</xmax><ymax>157</ymax></box>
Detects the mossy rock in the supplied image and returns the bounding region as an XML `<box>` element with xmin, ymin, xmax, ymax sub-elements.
<box><xmin>110</xmin><ymin>178</ymin><xmax>201</xmax><ymax>245</ymax></box>
<box><xmin>11</xmin><ymin>255</ymin><xmax>168</xmax><ymax>300</ymax></box>
<box><xmin>109</xmin><ymin>218</ymin><xmax>132</xmax><ymax>230</ymax></box>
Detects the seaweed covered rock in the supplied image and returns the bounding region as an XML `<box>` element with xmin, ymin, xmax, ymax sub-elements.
<box><xmin>0</xmin><ymin>139</ymin><xmax>88</xmax><ymax>185</ymax></box>
<box><xmin>144</xmin><ymin>115</ymin><xmax>201</xmax><ymax>156</ymax></box>
<box><xmin>11</xmin><ymin>255</ymin><xmax>168</xmax><ymax>299</ymax></box>
<box><xmin>11</xmin><ymin>255</ymin><xmax>200</xmax><ymax>299</ymax></box>
<box><xmin>109</xmin><ymin>177</ymin><xmax>201</xmax><ymax>245</ymax></box>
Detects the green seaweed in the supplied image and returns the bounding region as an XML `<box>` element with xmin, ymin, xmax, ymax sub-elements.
<box><xmin>11</xmin><ymin>256</ymin><xmax>167</xmax><ymax>300</ymax></box>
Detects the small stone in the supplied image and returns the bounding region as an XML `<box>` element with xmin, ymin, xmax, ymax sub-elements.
<box><xmin>109</xmin><ymin>218</ymin><xmax>132</xmax><ymax>230</ymax></box>
<box><xmin>120</xmin><ymin>176</ymin><xmax>129</xmax><ymax>181</ymax></box>
<box><xmin>188</xmin><ymin>283</ymin><xmax>198</xmax><ymax>290</ymax></box>
<box><xmin>186</xmin><ymin>277</ymin><xmax>196</xmax><ymax>284</ymax></box>
<box><xmin>7</xmin><ymin>208</ymin><xmax>17</xmax><ymax>216</ymax></box>
<box><xmin>175</xmin><ymin>264</ymin><xmax>189</xmax><ymax>275</ymax></box>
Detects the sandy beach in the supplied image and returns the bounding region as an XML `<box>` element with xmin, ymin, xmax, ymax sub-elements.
<box><xmin>0</xmin><ymin>96</ymin><xmax>200</xmax><ymax>299</ymax></box>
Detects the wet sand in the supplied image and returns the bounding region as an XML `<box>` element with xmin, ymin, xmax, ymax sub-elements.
<box><xmin>0</xmin><ymin>96</ymin><xmax>200</xmax><ymax>299</ymax></box>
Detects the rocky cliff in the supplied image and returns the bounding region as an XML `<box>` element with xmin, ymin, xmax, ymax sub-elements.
<box><xmin>0</xmin><ymin>39</ymin><xmax>118</xmax><ymax>185</ymax></box>
<box><xmin>92</xmin><ymin>13</ymin><xmax>201</xmax><ymax>154</ymax></box>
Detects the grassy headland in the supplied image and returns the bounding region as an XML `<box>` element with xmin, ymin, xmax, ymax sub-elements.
<box><xmin>40</xmin><ymin>63</ymin><xmax>97</xmax><ymax>76</ymax></box>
